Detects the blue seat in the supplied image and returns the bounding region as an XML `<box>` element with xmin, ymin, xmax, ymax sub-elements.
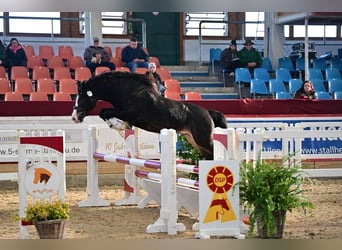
<box><xmin>234</xmin><ymin>67</ymin><xmax>252</xmax><ymax>98</ymax></box>
<box><xmin>288</xmin><ymin>78</ymin><xmax>303</xmax><ymax>95</ymax></box>
<box><xmin>334</xmin><ymin>91</ymin><xmax>342</xmax><ymax>100</ymax></box>
<box><xmin>275</xmin><ymin>68</ymin><xmax>292</xmax><ymax>83</ymax></box>
<box><xmin>330</xmin><ymin>57</ymin><xmax>342</xmax><ymax>71</ymax></box>
<box><xmin>253</xmin><ymin>68</ymin><xmax>270</xmax><ymax>82</ymax></box>
<box><xmin>269</xmin><ymin>79</ymin><xmax>286</xmax><ymax>97</ymax></box>
<box><xmin>250</xmin><ymin>79</ymin><xmax>270</xmax><ymax>98</ymax></box>
<box><xmin>338</xmin><ymin>48</ymin><xmax>342</xmax><ymax>60</ymax></box>
<box><xmin>261</xmin><ymin>57</ymin><xmax>273</xmax><ymax>72</ymax></box>
<box><xmin>325</xmin><ymin>67</ymin><xmax>341</xmax><ymax>81</ymax></box>
<box><xmin>278</xmin><ymin>57</ymin><xmax>294</xmax><ymax>71</ymax></box>
<box><xmin>311</xmin><ymin>78</ymin><xmax>326</xmax><ymax>92</ymax></box>
<box><xmin>295</xmin><ymin>57</ymin><xmax>305</xmax><ymax>72</ymax></box>
<box><xmin>275</xmin><ymin>91</ymin><xmax>292</xmax><ymax>99</ymax></box>
<box><xmin>313</xmin><ymin>58</ymin><xmax>328</xmax><ymax>71</ymax></box>
<box><xmin>308</xmin><ymin>68</ymin><xmax>324</xmax><ymax>81</ymax></box>
<box><xmin>328</xmin><ymin>79</ymin><xmax>342</xmax><ymax>94</ymax></box>
<box><xmin>209</xmin><ymin>48</ymin><xmax>222</xmax><ymax>74</ymax></box>
<box><xmin>316</xmin><ymin>91</ymin><xmax>331</xmax><ymax>100</ymax></box>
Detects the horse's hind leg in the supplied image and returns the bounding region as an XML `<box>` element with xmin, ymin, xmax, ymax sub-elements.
<box><xmin>184</xmin><ymin>119</ymin><xmax>214</xmax><ymax>160</ymax></box>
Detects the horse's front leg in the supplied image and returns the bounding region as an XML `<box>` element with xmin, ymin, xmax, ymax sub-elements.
<box><xmin>99</xmin><ymin>108</ymin><xmax>132</xmax><ymax>130</ymax></box>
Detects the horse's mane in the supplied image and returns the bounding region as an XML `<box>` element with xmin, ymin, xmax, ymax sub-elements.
<box><xmin>85</xmin><ymin>71</ymin><xmax>154</xmax><ymax>89</ymax></box>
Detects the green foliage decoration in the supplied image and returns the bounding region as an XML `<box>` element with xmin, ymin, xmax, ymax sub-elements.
<box><xmin>22</xmin><ymin>199</ymin><xmax>69</xmax><ymax>222</ymax></box>
<box><xmin>236</xmin><ymin>154</ymin><xmax>315</xmax><ymax>238</ymax></box>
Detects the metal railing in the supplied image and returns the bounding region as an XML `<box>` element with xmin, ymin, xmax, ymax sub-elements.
<box><xmin>198</xmin><ymin>20</ymin><xmax>264</xmax><ymax>65</ymax></box>
<box><xmin>0</xmin><ymin>15</ymin><xmax>147</xmax><ymax>47</ymax></box>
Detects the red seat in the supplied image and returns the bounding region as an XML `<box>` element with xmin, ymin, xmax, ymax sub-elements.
<box><xmin>38</xmin><ymin>45</ymin><xmax>55</xmax><ymax>60</ymax></box>
<box><xmin>164</xmin><ymin>79</ymin><xmax>181</xmax><ymax>93</ymax></box>
<box><xmin>95</xmin><ymin>66</ymin><xmax>111</xmax><ymax>76</ymax></box>
<box><xmin>53</xmin><ymin>67</ymin><xmax>72</xmax><ymax>82</ymax></box>
<box><xmin>22</xmin><ymin>45</ymin><xmax>36</xmax><ymax>58</ymax></box>
<box><xmin>10</xmin><ymin>66</ymin><xmax>29</xmax><ymax>81</ymax></box>
<box><xmin>74</xmin><ymin>67</ymin><xmax>92</xmax><ymax>82</ymax></box>
<box><xmin>115</xmin><ymin>47</ymin><xmax>123</xmax><ymax>60</ymax></box>
<box><xmin>0</xmin><ymin>78</ymin><xmax>11</xmax><ymax>95</ymax></box>
<box><xmin>58</xmin><ymin>78</ymin><xmax>78</xmax><ymax>95</ymax></box>
<box><xmin>184</xmin><ymin>91</ymin><xmax>202</xmax><ymax>100</ymax></box>
<box><xmin>4</xmin><ymin>92</ymin><xmax>24</xmax><ymax>101</ymax></box>
<box><xmin>32</xmin><ymin>66</ymin><xmax>51</xmax><ymax>82</ymax></box>
<box><xmin>27</xmin><ymin>55</ymin><xmax>44</xmax><ymax>70</ymax></box>
<box><xmin>110</xmin><ymin>57</ymin><xmax>123</xmax><ymax>68</ymax></box>
<box><xmin>68</xmin><ymin>56</ymin><xmax>84</xmax><ymax>70</ymax></box>
<box><xmin>0</xmin><ymin>66</ymin><xmax>6</xmax><ymax>78</ymax></box>
<box><xmin>29</xmin><ymin>91</ymin><xmax>49</xmax><ymax>101</ymax></box>
<box><xmin>36</xmin><ymin>78</ymin><xmax>56</xmax><ymax>95</ymax></box>
<box><xmin>58</xmin><ymin>45</ymin><xmax>74</xmax><ymax>60</ymax></box>
<box><xmin>164</xmin><ymin>90</ymin><xmax>181</xmax><ymax>100</ymax></box>
<box><xmin>47</xmin><ymin>56</ymin><xmax>65</xmax><ymax>70</ymax></box>
<box><xmin>156</xmin><ymin>67</ymin><xmax>172</xmax><ymax>81</ymax></box>
<box><xmin>53</xmin><ymin>92</ymin><xmax>72</xmax><ymax>101</ymax></box>
<box><xmin>104</xmin><ymin>46</ymin><xmax>113</xmax><ymax>58</ymax></box>
<box><xmin>14</xmin><ymin>78</ymin><xmax>34</xmax><ymax>95</ymax></box>
<box><xmin>115</xmin><ymin>67</ymin><xmax>130</xmax><ymax>72</ymax></box>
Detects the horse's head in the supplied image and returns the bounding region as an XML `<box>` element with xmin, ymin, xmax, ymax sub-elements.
<box><xmin>71</xmin><ymin>81</ymin><xmax>97</xmax><ymax>123</ymax></box>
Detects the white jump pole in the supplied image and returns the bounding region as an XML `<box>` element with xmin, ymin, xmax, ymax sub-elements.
<box><xmin>145</xmin><ymin>128</ymin><xmax>186</xmax><ymax>235</ymax></box>
<box><xmin>78</xmin><ymin>126</ymin><xmax>110</xmax><ymax>207</ymax></box>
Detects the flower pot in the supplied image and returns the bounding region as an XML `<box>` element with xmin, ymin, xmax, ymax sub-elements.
<box><xmin>34</xmin><ymin>219</ymin><xmax>66</xmax><ymax>239</ymax></box>
<box><xmin>256</xmin><ymin>210</ymin><xmax>286</xmax><ymax>239</ymax></box>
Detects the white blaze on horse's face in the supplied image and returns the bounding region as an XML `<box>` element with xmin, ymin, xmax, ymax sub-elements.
<box><xmin>71</xmin><ymin>90</ymin><xmax>96</xmax><ymax>123</ymax></box>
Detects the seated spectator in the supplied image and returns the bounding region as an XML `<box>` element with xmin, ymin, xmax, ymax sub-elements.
<box><xmin>0</xmin><ymin>40</ymin><xmax>6</xmax><ymax>68</ymax></box>
<box><xmin>121</xmin><ymin>37</ymin><xmax>149</xmax><ymax>73</ymax></box>
<box><xmin>146</xmin><ymin>62</ymin><xmax>166</xmax><ymax>95</ymax></box>
<box><xmin>6</xmin><ymin>38</ymin><xmax>27</xmax><ymax>79</ymax></box>
<box><xmin>238</xmin><ymin>39</ymin><xmax>262</xmax><ymax>72</ymax></box>
<box><xmin>294</xmin><ymin>80</ymin><xmax>317</xmax><ymax>99</ymax></box>
<box><xmin>220</xmin><ymin>40</ymin><xmax>241</xmax><ymax>76</ymax></box>
<box><xmin>83</xmin><ymin>37</ymin><xmax>115</xmax><ymax>75</ymax></box>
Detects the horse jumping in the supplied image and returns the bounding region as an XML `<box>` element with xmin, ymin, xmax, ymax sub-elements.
<box><xmin>71</xmin><ymin>71</ymin><xmax>227</xmax><ymax>159</ymax></box>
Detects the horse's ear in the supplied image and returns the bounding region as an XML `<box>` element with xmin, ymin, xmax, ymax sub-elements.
<box><xmin>86</xmin><ymin>91</ymin><xmax>93</xmax><ymax>97</ymax></box>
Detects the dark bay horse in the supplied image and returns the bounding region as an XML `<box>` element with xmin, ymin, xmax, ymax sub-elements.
<box><xmin>71</xmin><ymin>71</ymin><xmax>227</xmax><ymax>159</ymax></box>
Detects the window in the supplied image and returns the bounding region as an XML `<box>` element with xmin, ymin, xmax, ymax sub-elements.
<box><xmin>79</xmin><ymin>12</ymin><xmax>126</xmax><ymax>35</ymax></box>
<box><xmin>184</xmin><ymin>12</ymin><xmax>227</xmax><ymax>36</ymax></box>
<box><xmin>293</xmin><ymin>25</ymin><xmax>337</xmax><ymax>38</ymax></box>
<box><xmin>245</xmin><ymin>12</ymin><xmax>264</xmax><ymax>38</ymax></box>
<box><xmin>8</xmin><ymin>12</ymin><xmax>61</xmax><ymax>34</ymax></box>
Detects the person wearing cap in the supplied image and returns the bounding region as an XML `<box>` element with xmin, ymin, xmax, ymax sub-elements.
<box><xmin>121</xmin><ymin>37</ymin><xmax>149</xmax><ymax>73</ymax></box>
<box><xmin>83</xmin><ymin>37</ymin><xmax>115</xmax><ymax>75</ymax></box>
<box><xmin>237</xmin><ymin>39</ymin><xmax>262</xmax><ymax>72</ymax></box>
<box><xmin>220</xmin><ymin>40</ymin><xmax>241</xmax><ymax>77</ymax></box>
<box><xmin>146</xmin><ymin>62</ymin><xmax>166</xmax><ymax>95</ymax></box>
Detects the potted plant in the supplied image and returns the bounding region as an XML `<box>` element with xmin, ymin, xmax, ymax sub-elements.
<box><xmin>236</xmin><ymin>154</ymin><xmax>315</xmax><ymax>238</ymax></box>
<box><xmin>21</xmin><ymin>199</ymin><xmax>69</xmax><ymax>239</ymax></box>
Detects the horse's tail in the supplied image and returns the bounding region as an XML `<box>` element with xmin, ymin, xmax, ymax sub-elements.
<box><xmin>208</xmin><ymin>109</ymin><xmax>227</xmax><ymax>128</ymax></box>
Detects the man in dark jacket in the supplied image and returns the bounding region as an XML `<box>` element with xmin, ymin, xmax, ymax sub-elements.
<box><xmin>238</xmin><ymin>39</ymin><xmax>262</xmax><ymax>72</ymax></box>
<box><xmin>220</xmin><ymin>40</ymin><xmax>241</xmax><ymax>76</ymax></box>
<box><xmin>83</xmin><ymin>37</ymin><xmax>115</xmax><ymax>75</ymax></box>
<box><xmin>121</xmin><ymin>37</ymin><xmax>149</xmax><ymax>73</ymax></box>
